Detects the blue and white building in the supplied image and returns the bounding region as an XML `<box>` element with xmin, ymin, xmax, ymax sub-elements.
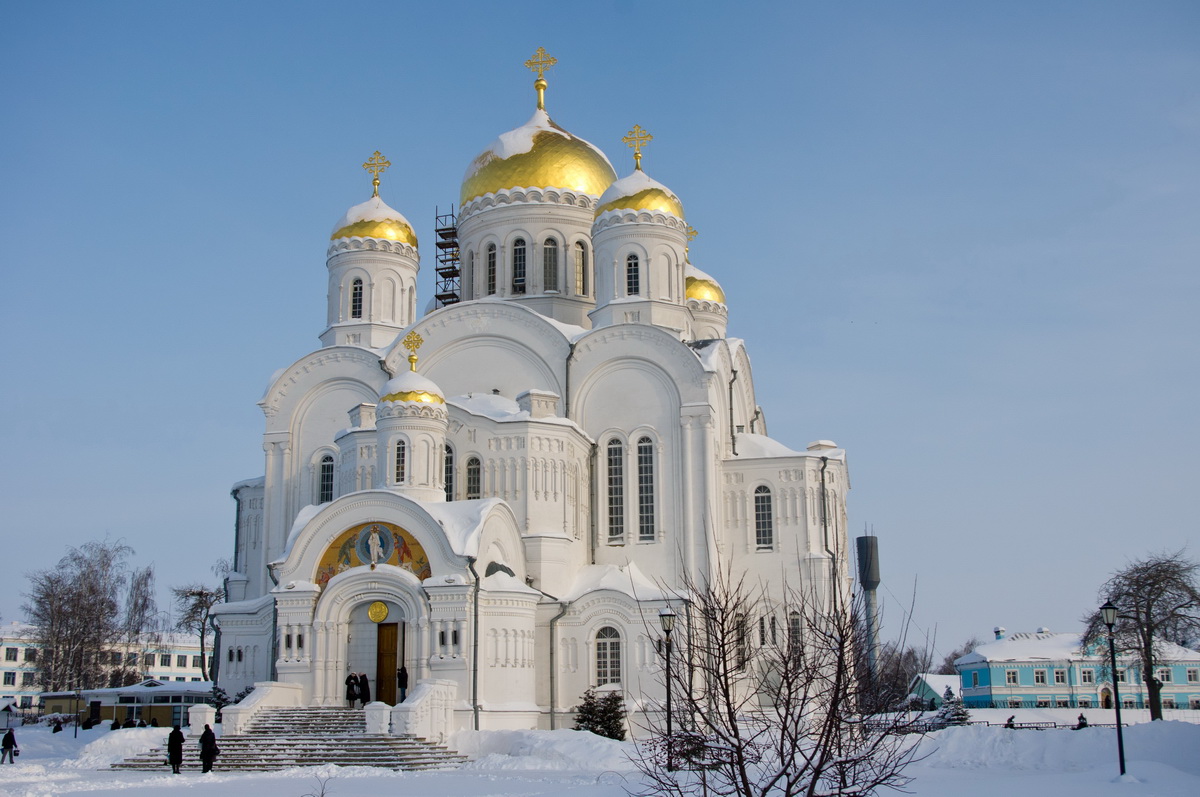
<box><xmin>955</xmin><ymin>627</ymin><xmax>1200</xmax><ymax>710</ymax></box>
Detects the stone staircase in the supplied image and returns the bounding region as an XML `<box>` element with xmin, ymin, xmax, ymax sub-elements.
<box><xmin>111</xmin><ymin>707</ymin><xmax>467</xmax><ymax>772</ymax></box>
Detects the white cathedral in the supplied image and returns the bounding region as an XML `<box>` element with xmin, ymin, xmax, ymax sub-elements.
<box><xmin>212</xmin><ymin>50</ymin><xmax>851</xmax><ymax>739</ymax></box>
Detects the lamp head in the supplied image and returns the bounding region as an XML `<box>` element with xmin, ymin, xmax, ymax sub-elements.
<box><xmin>659</xmin><ymin>606</ymin><xmax>677</xmax><ymax>634</ymax></box>
<box><xmin>1100</xmin><ymin>601</ymin><xmax>1118</xmax><ymax>628</ymax></box>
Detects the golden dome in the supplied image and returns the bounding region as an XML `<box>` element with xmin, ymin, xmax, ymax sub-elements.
<box><xmin>380</xmin><ymin>371</ymin><xmax>445</xmax><ymax>405</ymax></box>
<box><xmin>461</xmin><ymin>109</ymin><xmax>616</xmax><ymax>206</ymax></box>
<box><xmin>594</xmin><ymin>169</ymin><xmax>684</xmax><ymax>219</ymax></box>
<box><xmin>331</xmin><ymin>196</ymin><xmax>418</xmax><ymax>246</ymax></box>
<box><xmin>685</xmin><ymin>265</ymin><xmax>725</xmax><ymax>303</ymax></box>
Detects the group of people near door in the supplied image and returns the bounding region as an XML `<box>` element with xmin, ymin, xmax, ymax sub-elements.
<box><xmin>345</xmin><ymin>666</ymin><xmax>408</xmax><ymax>707</ymax></box>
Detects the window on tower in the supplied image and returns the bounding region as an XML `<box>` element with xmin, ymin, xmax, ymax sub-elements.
<box><xmin>637</xmin><ymin>436</ymin><xmax>655</xmax><ymax>542</ymax></box>
<box><xmin>543</xmin><ymin>237</ymin><xmax>558</xmax><ymax>292</ymax></box>
<box><xmin>626</xmin><ymin>254</ymin><xmax>640</xmax><ymax>296</ymax></box>
<box><xmin>574</xmin><ymin>241</ymin><xmax>588</xmax><ymax>296</ymax></box>
<box><xmin>512</xmin><ymin>238</ymin><xmax>526</xmax><ymax>293</ymax></box>
<box><xmin>486</xmin><ymin>245</ymin><xmax>497</xmax><ymax>295</ymax></box>
<box><xmin>465</xmin><ymin>251</ymin><xmax>474</xmax><ymax>299</ymax></box>
<box><xmin>466</xmin><ymin>457</ymin><xmax>481</xmax><ymax>499</ymax></box>
<box><xmin>394</xmin><ymin>440</ymin><xmax>406</xmax><ymax>484</ymax></box>
<box><xmin>318</xmin><ymin>455</ymin><xmax>334</xmax><ymax>504</ymax></box>
<box><xmin>754</xmin><ymin>485</ymin><xmax>774</xmax><ymax>550</ymax></box>
<box><xmin>607</xmin><ymin>439</ymin><xmax>625</xmax><ymax>543</ymax></box>
<box><xmin>351</xmin><ymin>278</ymin><xmax>364</xmax><ymax>319</ymax></box>
<box><xmin>444</xmin><ymin>444</ymin><xmax>455</xmax><ymax>501</ymax></box>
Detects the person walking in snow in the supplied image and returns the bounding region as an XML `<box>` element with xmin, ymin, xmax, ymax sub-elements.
<box><xmin>345</xmin><ymin>671</ymin><xmax>359</xmax><ymax>708</ymax></box>
<box><xmin>167</xmin><ymin>725</ymin><xmax>185</xmax><ymax>774</ymax></box>
<box><xmin>1</xmin><ymin>729</ymin><xmax>18</xmax><ymax>764</ymax></box>
<box><xmin>357</xmin><ymin>672</ymin><xmax>371</xmax><ymax>704</ymax></box>
<box><xmin>198</xmin><ymin>724</ymin><xmax>219</xmax><ymax>773</ymax></box>
<box><xmin>397</xmin><ymin>665</ymin><xmax>409</xmax><ymax>702</ymax></box>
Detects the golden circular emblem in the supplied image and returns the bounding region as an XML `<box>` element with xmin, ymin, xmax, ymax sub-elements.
<box><xmin>367</xmin><ymin>601</ymin><xmax>389</xmax><ymax>623</ymax></box>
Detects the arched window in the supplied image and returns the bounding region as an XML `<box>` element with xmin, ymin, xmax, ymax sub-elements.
<box><xmin>444</xmin><ymin>444</ymin><xmax>455</xmax><ymax>501</ymax></box>
<box><xmin>486</xmin><ymin>245</ymin><xmax>497</xmax><ymax>295</ymax></box>
<box><xmin>512</xmin><ymin>238</ymin><xmax>526</xmax><ymax>293</ymax></box>
<box><xmin>351</xmin><ymin>278</ymin><xmax>364</xmax><ymax>319</ymax></box>
<box><xmin>626</xmin><ymin>254</ymin><xmax>640</xmax><ymax>297</ymax></box>
<box><xmin>596</xmin><ymin>626</ymin><xmax>622</xmax><ymax>685</ymax></box>
<box><xmin>318</xmin><ymin>455</ymin><xmax>334</xmax><ymax>504</ymax></box>
<box><xmin>466</xmin><ymin>456</ymin><xmax>482</xmax><ymax>499</ymax></box>
<box><xmin>465</xmin><ymin>251</ymin><xmax>474</xmax><ymax>299</ymax></box>
<box><xmin>394</xmin><ymin>440</ymin><xmax>407</xmax><ymax>484</ymax></box>
<box><xmin>606</xmin><ymin>439</ymin><xmax>624</xmax><ymax>543</ymax></box>
<box><xmin>543</xmin><ymin>237</ymin><xmax>558</xmax><ymax>292</ymax></box>
<box><xmin>574</xmin><ymin>241</ymin><xmax>588</xmax><ymax>296</ymax></box>
<box><xmin>754</xmin><ymin>485</ymin><xmax>774</xmax><ymax>550</ymax></box>
<box><xmin>788</xmin><ymin>610</ymin><xmax>801</xmax><ymax>654</ymax></box>
<box><xmin>637</xmin><ymin>436</ymin><xmax>655</xmax><ymax>542</ymax></box>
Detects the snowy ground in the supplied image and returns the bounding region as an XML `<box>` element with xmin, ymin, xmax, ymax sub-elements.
<box><xmin>1</xmin><ymin>715</ymin><xmax>1198</xmax><ymax>797</ymax></box>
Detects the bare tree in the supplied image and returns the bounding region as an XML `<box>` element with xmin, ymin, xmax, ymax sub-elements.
<box><xmin>633</xmin><ymin>570</ymin><xmax>924</xmax><ymax>797</ymax></box>
<box><xmin>1081</xmin><ymin>550</ymin><xmax>1200</xmax><ymax>720</ymax></box>
<box><xmin>172</xmin><ymin>577</ymin><xmax>224</xmax><ymax>680</ymax></box>
<box><xmin>22</xmin><ymin>540</ymin><xmax>133</xmax><ymax>692</ymax></box>
<box><xmin>934</xmin><ymin>636</ymin><xmax>982</xmax><ymax>676</ymax></box>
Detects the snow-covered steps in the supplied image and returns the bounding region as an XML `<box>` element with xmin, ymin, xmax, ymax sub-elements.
<box><xmin>110</xmin><ymin>707</ymin><xmax>466</xmax><ymax>772</ymax></box>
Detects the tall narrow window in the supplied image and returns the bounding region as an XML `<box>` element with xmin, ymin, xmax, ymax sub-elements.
<box><xmin>318</xmin><ymin>455</ymin><xmax>334</xmax><ymax>503</ymax></box>
<box><xmin>607</xmin><ymin>439</ymin><xmax>625</xmax><ymax>542</ymax></box>
<box><xmin>626</xmin><ymin>254</ymin><xmax>640</xmax><ymax>296</ymax></box>
<box><xmin>736</xmin><ymin>614</ymin><xmax>749</xmax><ymax>670</ymax></box>
<box><xmin>444</xmin><ymin>445</ymin><xmax>455</xmax><ymax>501</ymax></box>
<box><xmin>788</xmin><ymin>610</ymin><xmax>801</xmax><ymax>653</ymax></box>
<box><xmin>755</xmin><ymin>485</ymin><xmax>774</xmax><ymax>549</ymax></box>
<box><xmin>394</xmin><ymin>440</ymin><xmax>406</xmax><ymax>484</ymax></box>
<box><xmin>596</xmin><ymin>626</ymin><xmax>622</xmax><ymax>685</ymax></box>
<box><xmin>574</xmin><ymin>241</ymin><xmax>588</xmax><ymax>295</ymax></box>
<box><xmin>512</xmin><ymin>238</ymin><xmax>526</xmax><ymax>293</ymax></box>
<box><xmin>351</xmin><ymin>278</ymin><xmax>364</xmax><ymax>319</ymax></box>
<box><xmin>637</xmin><ymin>436</ymin><xmax>655</xmax><ymax>541</ymax></box>
<box><xmin>466</xmin><ymin>457</ymin><xmax>481</xmax><ymax>499</ymax></box>
<box><xmin>543</xmin><ymin>237</ymin><xmax>558</xmax><ymax>291</ymax></box>
<box><xmin>486</xmin><ymin>245</ymin><xmax>497</xmax><ymax>295</ymax></box>
<box><xmin>465</xmin><ymin>251</ymin><xmax>474</xmax><ymax>299</ymax></box>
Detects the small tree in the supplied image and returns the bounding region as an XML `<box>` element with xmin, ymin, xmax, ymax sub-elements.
<box><xmin>171</xmin><ymin>568</ymin><xmax>225</xmax><ymax>681</ymax></box>
<box><xmin>1081</xmin><ymin>550</ymin><xmax>1200</xmax><ymax>721</ymax></box>
<box><xmin>934</xmin><ymin>687</ymin><xmax>970</xmax><ymax>727</ymax></box>
<box><xmin>574</xmin><ymin>687</ymin><xmax>627</xmax><ymax>741</ymax></box>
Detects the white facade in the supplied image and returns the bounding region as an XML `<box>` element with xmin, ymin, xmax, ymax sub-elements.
<box><xmin>212</xmin><ymin>64</ymin><xmax>852</xmax><ymax>735</ymax></box>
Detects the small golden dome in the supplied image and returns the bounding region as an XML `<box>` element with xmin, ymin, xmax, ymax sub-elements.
<box><xmin>461</xmin><ymin>110</ymin><xmax>616</xmax><ymax>206</ymax></box>
<box><xmin>331</xmin><ymin>196</ymin><xmax>418</xmax><ymax>246</ymax></box>
<box><xmin>594</xmin><ymin>170</ymin><xmax>684</xmax><ymax>219</ymax></box>
<box><xmin>380</xmin><ymin>371</ymin><xmax>445</xmax><ymax>405</ymax></box>
<box><xmin>685</xmin><ymin>264</ymin><xmax>725</xmax><ymax>303</ymax></box>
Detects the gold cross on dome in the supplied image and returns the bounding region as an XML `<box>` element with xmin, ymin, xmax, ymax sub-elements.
<box><xmin>402</xmin><ymin>330</ymin><xmax>424</xmax><ymax>372</ymax></box>
<box><xmin>687</xmin><ymin>226</ymin><xmax>698</xmax><ymax>242</ymax></box>
<box><xmin>622</xmin><ymin>125</ymin><xmax>653</xmax><ymax>171</ymax></box>
<box><xmin>363</xmin><ymin>151</ymin><xmax>391</xmax><ymax>197</ymax></box>
<box><xmin>524</xmin><ymin>47</ymin><xmax>557</xmax><ymax>79</ymax></box>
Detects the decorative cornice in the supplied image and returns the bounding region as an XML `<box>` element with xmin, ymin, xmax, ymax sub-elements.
<box><xmin>592</xmin><ymin>209</ymin><xmax>689</xmax><ymax>233</ymax></box>
<box><xmin>326</xmin><ymin>237</ymin><xmax>419</xmax><ymax>258</ymax></box>
<box><xmin>376</xmin><ymin>401</ymin><xmax>449</xmax><ymax>421</ymax></box>
<box><xmin>459</xmin><ymin>186</ymin><xmax>598</xmax><ymax>222</ymax></box>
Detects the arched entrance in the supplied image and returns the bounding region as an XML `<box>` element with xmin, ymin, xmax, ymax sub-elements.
<box><xmin>346</xmin><ymin>599</ymin><xmax>407</xmax><ymax>705</ymax></box>
<box><xmin>1101</xmin><ymin>688</ymin><xmax>1113</xmax><ymax>709</ymax></box>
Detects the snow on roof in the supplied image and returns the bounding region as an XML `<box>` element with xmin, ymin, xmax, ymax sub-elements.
<box><xmin>560</xmin><ymin>562</ymin><xmax>676</xmax><ymax>604</ymax></box>
<box><xmin>330</xmin><ymin>195</ymin><xmax>413</xmax><ymax>236</ymax></box>
<box><xmin>463</xmin><ymin>109</ymin><xmax>614</xmax><ymax>179</ymax></box>
<box><xmin>734</xmin><ymin>432</ymin><xmax>846</xmax><ymax>462</ymax></box>
<box><xmin>481</xmin><ymin>570</ymin><xmax>539</xmax><ymax>595</ymax></box>
<box><xmin>685</xmin><ymin>263</ymin><xmax>720</xmax><ymax>283</ymax></box>
<box><xmin>83</xmin><ymin>679</ymin><xmax>214</xmax><ymax>698</ymax></box>
<box><xmin>422</xmin><ymin>497</ymin><xmax>506</xmax><ymax>558</ymax></box>
<box><xmin>1</xmin><ymin>620</ymin><xmax>37</xmax><ymax>637</ymax></box>
<box><xmin>956</xmin><ymin>632</ymin><xmax>1083</xmax><ymax>666</ymax></box>
<box><xmin>910</xmin><ymin>673</ymin><xmax>958</xmax><ymax>698</ymax></box>
<box><xmin>231</xmin><ymin>476</ymin><xmax>264</xmax><ymax>492</ymax></box>
<box><xmin>380</xmin><ymin>370</ymin><xmax>443</xmax><ymax>400</ymax></box>
<box><xmin>447</xmin><ymin>393</ymin><xmax>583</xmax><ymax>432</ymax></box>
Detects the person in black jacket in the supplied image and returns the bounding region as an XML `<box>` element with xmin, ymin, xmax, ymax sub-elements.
<box><xmin>1</xmin><ymin>729</ymin><xmax>18</xmax><ymax>764</ymax></box>
<box><xmin>397</xmin><ymin>665</ymin><xmax>409</xmax><ymax>702</ymax></box>
<box><xmin>167</xmin><ymin>725</ymin><xmax>185</xmax><ymax>774</ymax></box>
<box><xmin>345</xmin><ymin>672</ymin><xmax>359</xmax><ymax>708</ymax></box>
<box><xmin>357</xmin><ymin>672</ymin><xmax>371</xmax><ymax>704</ymax></box>
<box><xmin>198</xmin><ymin>724</ymin><xmax>218</xmax><ymax>773</ymax></box>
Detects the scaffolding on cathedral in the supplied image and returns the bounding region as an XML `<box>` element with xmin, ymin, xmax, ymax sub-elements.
<box><xmin>434</xmin><ymin>206</ymin><xmax>460</xmax><ymax>307</ymax></box>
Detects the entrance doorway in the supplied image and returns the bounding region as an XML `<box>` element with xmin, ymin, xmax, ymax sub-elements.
<box><xmin>376</xmin><ymin>622</ymin><xmax>405</xmax><ymax>705</ymax></box>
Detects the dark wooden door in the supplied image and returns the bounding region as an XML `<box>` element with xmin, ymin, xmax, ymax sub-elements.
<box><xmin>377</xmin><ymin>622</ymin><xmax>398</xmax><ymax>704</ymax></box>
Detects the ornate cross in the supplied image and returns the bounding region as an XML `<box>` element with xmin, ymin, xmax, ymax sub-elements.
<box><xmin>363</xmin><ymin>151</ymin><xmax>391</xmax><ymax>197</ymax></box>
<box><xmin>622</xmin><ymin>125</ymin><xmax>653</xmax><ymax>171</ymax></box>
<box><xmin>525</xmin><ymin>47</ymin><xmax>557</xmax><ymax>110</ymax></box>
<box><xmin>686</xmin><ymin>226</ymin><xmax>698</xmax><ymax>259</ymax></box>
<box><xmin>402</xmin><ymin>331</ymin><xmax>424</xmax><ymax>372</ymax></box>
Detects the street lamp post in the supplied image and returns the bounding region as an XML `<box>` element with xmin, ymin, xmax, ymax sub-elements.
<box><xmin>1100</xmin><ymin>601</ymin><xmax>1127</xmax><ymax>777</ymax></box>
<box><xmin>74</xmin><ymin>691</ymin><xmax>80</xmax><ymax>739</ymax></box>
<box><xmin>659</xmin><ymin>606</ymin><xmax>677</xmax><ymax>772</ymax></box>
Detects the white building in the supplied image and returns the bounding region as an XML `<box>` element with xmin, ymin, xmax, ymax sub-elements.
<box><xmin>212</xmin><ymin>50</ymin><xmax>852</xmax><ymax>736</ymax></box>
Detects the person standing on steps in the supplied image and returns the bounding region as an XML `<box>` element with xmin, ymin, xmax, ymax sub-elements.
<box><xmin>397</xmin><ymin>665</ymin><xmax>409</xmax><ymax>703</ymax></box>
<box><xmin>358</xmin><ymin>672</ymin><xmax>371</xmax><ymax>704</ymax></box>
<box><xmin>167</xmin><ymin>725</ymin><xmax>185</xmax><ymax>774</ymax></box>
<box><xmin>199</xmin><ymin>724</ymin><xmax>219</xmax><ymax>773</ymax></box>
<box><xmin>1</xmin><ymin>729</ymin><xmax>18</xmax><ymax>764</ymax></box>
<box><xmin>345</xmin><ymin>671</ymin><xmax>359</xmax><ymax>708</ymax></box>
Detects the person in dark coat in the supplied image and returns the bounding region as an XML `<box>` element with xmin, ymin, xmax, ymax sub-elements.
<box><xmin>1</xmin><ymin>729</ymin><xmax>18</xmax><ymax>764</ymax></box>
<box><xmin>167</xmin><ymin>725</ymin><xmax>185</xmax><ymax>774</ymax></box>
<box><xmin>52</xmin><ymin>720</ymin><xmax>63</xmax><ymax>733</ymax></box>
<box><xmin>357</xmin><ymin>672</ymin><xmax>371</xmax><ymax>704</ymax></box>
<box><xmin>150</xmin><ymin>717</ymin><xmax>159</xmax><ymax>727</ymax></box>
<box><xmin>198</xmin><ymin>724</ymin><xmax>218</xmax><ymax>773</ymax></box>
<box><xmin>110</xmin><ymin>718</ymin><xmax>122</xmax><ymax>731</ymax></box>
<box><xmin>345</xmin><ymin>672</ymin><xmax>359</xmax><ymax>708</ymax></box>
<box><xmin>122</xmin><ymin>717</ymin><xmax>137</xmax><ymax>728</ymax></box>
<box><xmin>397</xmin><ymin>665</ymin><xmax>409</xmax><ymax>702</ymax></box>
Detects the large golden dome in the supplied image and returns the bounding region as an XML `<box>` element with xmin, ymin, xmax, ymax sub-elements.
<box><xmin>461</xmin><ymin>109</ymin><xmax>616</xmax><ymax>206</ymax></box>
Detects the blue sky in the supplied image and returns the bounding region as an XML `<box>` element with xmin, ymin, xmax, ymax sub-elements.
<box><xmin>2</xmin><ymin>1</ymin><xmax>1197</xmax><ymax>659</ymax></box>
